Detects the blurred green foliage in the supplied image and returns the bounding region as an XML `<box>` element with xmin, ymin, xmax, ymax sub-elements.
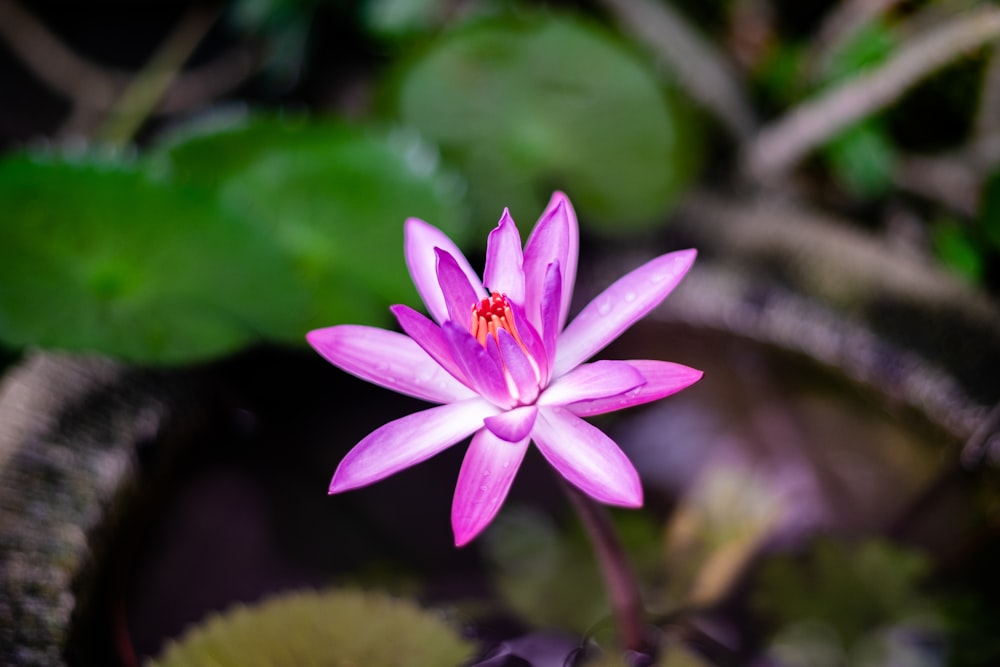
<box><xmin>150</xmin><ymin>588</ymin><xmax>473</xmax><ymax>667</ymax></box>
<box><xmin>0</xmin><ymin>116</ymin><xmax>466</xmax><ymax>363</ymax></box>
<box><xmin>389</xmin><ymin>14</ymin><xmax>701</xmax><ymax>236</ymax></box>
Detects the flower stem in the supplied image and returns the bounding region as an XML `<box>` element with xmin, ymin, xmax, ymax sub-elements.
<box><xmin>561</xmin><ymin>482</ymin><xmax>651</xmax><ymax>657</ymax></box>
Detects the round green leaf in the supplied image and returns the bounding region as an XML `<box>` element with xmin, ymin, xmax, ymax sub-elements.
<box><xmin>149</xmin><ymin>588</ymin><xmax>474</xmax><ymax>667</ymax></box>
<box><xmin>390</xmin><ymin>14</ymin><xmax>701</xmax><ymax>235</ymax></box>
<box><xmin>0</xmin><ymin>154</ymin><xmax>304</xmax><ymax>364</ymax></box>
<box><xmin>151</xmin><ymin>115</ymin><xmax>468</xmax><ymax>333</ymax></box>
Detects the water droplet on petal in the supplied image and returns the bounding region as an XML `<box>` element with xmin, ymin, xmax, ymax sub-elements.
<box><xmin>625</xmin><ymin>291</ymin><xmax>636</xmax><ymax>302</ymax></box>
<box><xmin>597</xmin><ymin>300</ymin><xmax>612</xmax><ymax>315</ymax></box>
<box><xmin>650</xmin><ymin>273</ymin><xmax>665</xmax><ymax>284</ymax></box>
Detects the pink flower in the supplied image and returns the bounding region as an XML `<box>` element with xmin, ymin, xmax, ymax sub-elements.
<box><xmin>307</xmin><ymin>193</ymin><xmax>701</xmax><ymax>546</ymax></box>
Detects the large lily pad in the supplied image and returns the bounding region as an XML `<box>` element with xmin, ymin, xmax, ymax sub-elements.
<box><xmin>0</xmin><ymin>154</ymin><xmax>304</xmax><ymax>364</ymax></box>
<box><xmin>151</xmin><ymin>115</ymin><xmax>468</xmax><ymax>333</ymax></box>
<box><xmin>390</xmin><ymin>14</ymin><xmax>700</xmax><ymax>235</ymax></box>
<box><xmin>150</xmin><ymin>588</ymin><xmax>473</xmax><ymax>667</ymax></box>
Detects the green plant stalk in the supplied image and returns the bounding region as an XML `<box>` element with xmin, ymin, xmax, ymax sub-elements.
<box><xmin>562</xmin><ymin>481</ymin><xmax>650</xmax><ymax>656</ymax></box>
<box><xmin>98</xmin><ymin>5</ymin><xmax>220</xmax><ymax>145</ymax></box>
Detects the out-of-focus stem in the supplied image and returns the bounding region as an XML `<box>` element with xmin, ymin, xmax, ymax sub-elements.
<box><xmin>562</xmin><ymin>482</ymin><xmax>650</xmax><ymax>656</ymax></box>
<box><xmin>98</xmin><ymin>5</ymin><xmax>221</xmax><ymax>144</ymax></box>
<box><xmin>743</xmin><ymin>6</ymin><xmax>1000</xmax><ymax>182</ymax></box>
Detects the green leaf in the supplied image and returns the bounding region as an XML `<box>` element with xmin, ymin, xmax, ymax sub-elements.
<box><xmin>932</xmin><ymin>218</ymin><xmax>984</xmax><ymax>283</ymax></box>
<box><xmin>149</xmin><ymin>588</ymin><xmax>474</xmax><ymax>667</ymax></box>
<box><xmin>150</xmin><ymin>114</ymin><xmax>468</xmax><ymax>335</ymax></box>
<box><xmin>980</xmin><ymin>168</ymin><xmax>1000</xmax><ymax>249</ymax></box>
<box><xmin>0</xmin><ymin>153</ymin><xmax>303</xmax><ymax>363</ymax></box>
<box><xmin>390</xmin><ymin>14</ymin><xmax>701</xmax><ymax>236</ymax></box>
<box><xmin>823</xmin><ymin>120</ymin><xmax>896</xmax><ymax>198</ymax></box>
<box><xmin>819</xmin><ymin>20</ymin><xmax>898</xmax><ymax>85</ymax></box>
<box><xmin>753</xmin><ymin>538</ymin><xmax>933</xmax><ymax>646</ymax></box>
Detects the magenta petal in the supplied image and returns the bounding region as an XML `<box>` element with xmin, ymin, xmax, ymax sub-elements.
<box><xmin>522</xmin><ymin>194</ymin><xmax>575</xmax><ymax>331</ymax></box>
<box><xmin>523</xmin><ymin>193</ymin><xmax>578</xmax><ymax>331</ymax></box>
<box><xmin>567</xmin><ymin>360</ymin><xmax>702</xmax><ymax>417</ymax></box>
<box><xmin>307</xmin><ymin>325</ymin><xmax>475</xmax><ymax>404</ymax></box>
<box><xmin>391</xmin><ymin>304</ymin><xmax>468</xmax><ymax>386</ymax></box>
<box><xmin>539</xmin><ymin>262</ymin><xmax>561</xmax><ymax>374</ymax></box>
<box><xmin>329</xmin><ymin>398</ymin><xmax>498</xmax><ymax>493</ymax></box>
<box><xmin>436</xmin><ymin>248</ymin><xmax>485</xmax><ymax>325</ymax></box>
<box><xmin>442</xmin><ymin>321</ymin><xmax>515</xmax><ymax>408</ymax></box>
<box><xmin>538</xmin><ymin>360</ymin><xmax>645</xmax><ymax>407</ymax></box>
<box><xmin>532</xmin><ymin>406</ymin><xmax>643</xmax><ymax>507</ymax></box>
<box><xmin>452</xmin><ymin>429</ymin><xmax>529</xmax><ymax>547</ymax></box>
<box><xmin>554</xmin><ymin>249</ymin><xmax>697</xmax><ymax>377</ymax></box>
<box><xmin>495</xmin><ymin>329</ymin><xmax>540</xmax><ymax>404</ymax></box>
<box><xmin>483</xmin><ymin>210</ymin><xmax>525</xmax><ymax>305</ymax></box>
<box><xmin>484</xmin><ymin>405</ymin><xmax>537</xmax><ymax>442</ymax></box>
<box><xmin>405</xmin><ymin>217</ymin><xmax>484</xmax><ymax>324</ymax></box>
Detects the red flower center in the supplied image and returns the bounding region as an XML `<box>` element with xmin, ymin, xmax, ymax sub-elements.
<box><xmin>470</xmin><ymin>293</ymin><xmax>525</xmax><ymax>349</ymax></box>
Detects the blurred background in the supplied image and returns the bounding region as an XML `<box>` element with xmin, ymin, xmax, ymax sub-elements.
<box><xmin>2</xmin><ymin>1</ymin><xmax>1000</xmax><ymax>666</ymax></box>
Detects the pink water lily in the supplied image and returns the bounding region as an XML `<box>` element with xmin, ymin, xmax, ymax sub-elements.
<box><xmin>307</xmin><ymin>193</ymin><xmax>701</xmax><ymax>546</ymax></box>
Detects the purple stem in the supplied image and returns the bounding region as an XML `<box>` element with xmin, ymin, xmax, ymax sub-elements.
<box><xmin>562</xmin><ymin>481</ymin><xmax>650</xmax><ymax>656</ymax></box>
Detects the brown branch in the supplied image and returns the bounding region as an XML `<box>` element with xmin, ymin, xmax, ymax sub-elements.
<box><xmin>742</xmin><ymin>6</ymin><xmax>1000</xmax><ymax>182</ymax></box>
<box><xmin>0</xmin><ymin>0</ymin><xmax>128</xmax><ymax>109</ymax></box>
<box><xmin>98</xmin><ymin>5</ymin><xmax>222</xmax><ymax>144</ymax></box>
<box><xmin>598</xmin><ymin>0</ymin><xmax>756</xmax><ymax>141</ymax></box>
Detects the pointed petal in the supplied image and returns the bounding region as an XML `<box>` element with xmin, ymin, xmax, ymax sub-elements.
<box><xmin>436</xmin><ymin>248</ymin><xmax>485</xmax><ymax>325</ymax></box>
<box><xmin>508</xmin><ymin>300</ymin><xmax>549</xmax><ymax>387</ymax></box>
<box><xmin>484</xmin><ymin>405</ymin><xmax>538</xmax><ymax>442</ymax></box>
<box><xmin>522</xmin><ymin>193</ymin><xmax>577</xmax><ymax>333</ymax></box>
<box><xmin>496</xmin><ymin>329</ymin><xmax>540</xmax><ymax>404</ymax></box>
<box><xmin>329</xmin><ymin>398</ymin><xmax>498</xmax><ymax>493</ymax></box>
<box><xmin>523</xmin><ymin>193</ymin><xmax>578</xmax><ymax>331</ymax></box>
<box><xmin>568</xmin><ymin>360</ymin><xmax>703</xmax><ymax>417</ymax></box>
<box><xmin>483</xmin><ymin>210</ymin><xmax>525</xmax><ymax>304</ymax></box>
<box><xmin>405</xmin><ymin>217</ymin><xmax>484</xmax><ymax>324</ymax></box>
<box><xmin>554</xmin><ymin>249</ymin><xmax>697</xmax><ymax>377</ymax></box>
<box><xmin>539</xmin><ymin>262</ymin><xmax>561</xmax><ymax>375</ymax></box>
<box><xmin>442</xmin><ymin>321</ymin><xmax>515</xmax><ymax>408</ymax></box>
<box><xmin>307</xmin><ymin>325</ymin><xmax>475</xmax><ymax>404</ymax></box>
<box><xmin>532</xmin><ymin>407</ymin><xmax>643</xmax><ymax>507</ymax></box>
<box><xmin>391</xmin><ymin>304</ymin><xmax>468</xmax><ymax>386</ymax></box>
<box><xmin>538</xmin><ymin>360</ymin><xmax>645</xmax><ymax>407</ymax></box>
<box><xmin>452</xmin><ymin>429</ymin><xmax>530</xmax><ymax>547</ymax></box>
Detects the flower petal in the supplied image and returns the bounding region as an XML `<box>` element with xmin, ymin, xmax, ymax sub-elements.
<box><xmin>484</xmin><ymin>404</ymin><xmax>538</xmax><ymax>442</ymax></box>
<box><xmin>307</xmin><ymin>325</ymin><xmax>475</xmax><ymax>404</ymax></box>
<box><xmin>391</xmin><ymin>304</ymin><xmax>468</xmax><ymax>386</ymax></box>
<box><xmin>329</xmin><ymin>398</ymin><xmax>498</xmax><ymax>493</ymax></box>
<box><xmin>554</xmin><ymin>249</ymin><xmax>697</xmax><ymax>377</ymax></box>
<box><xmin>496</xmin><ymin>329</ymin><xmax>540</xmax><ymax>404</ymax></box>
<box><xmin>538</xmin><ymin>360</ymin><xmax>645</xmax><ymax>407</ymax></box>
<box><xmin>567</xmin><ymin>360</ymin><xmax>703</xmax><ymax>417</ymax></box>
<box><xmin>483</xmin><ymin>209</ymin><xmax>525</xmax><ymax>305</ymax></box>
<box><xmin>523</xmin><ymin>192</ymin><xmax>578</xmax><ymax>332</ymax></box>
<box><xmin>436</xmin><ymin>248</ymin><xmax>485</xmax><ymax>325</ymax></box>
<box><xmin>522</xmin><ymin>192</ymin><xmax>578</xmax><ymax>333</ymax></box>
<box><xmin>405</xmin><ymin>217</ymin><xmax>484</xmax><ymax>324</ymax></box>
<box><xmin>452</xmin><ymin>429</ymin><xmax>530</xmax><ymax>547</ymax></box>
<box><xmin>532</xmin><ymin>406</ymin><xmax>643</xmax><ymax>507</ymax></box>
<box><xmin>539</xmin><ymin>262</ymin><xmax>561</xmax><ymax>376</ymax></box>
<box><xmin>442</xmin><ymin>321</ymin><xmax>515</xmax><ymax>408</ymax></box>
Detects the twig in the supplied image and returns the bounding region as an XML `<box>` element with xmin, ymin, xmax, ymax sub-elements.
<box><xmin>742</xmin><ymin>6</ymin><xmax>1000</xmax><ymax>182</ymax></box>
<box><xmin>892</xmin><ymin>153</ymin><xmax>981</xmax><ymax>216</ymax></box>
<box><xmin>98</xmin><ymin>6</ymin><xmax>222</xmax><ymax>144</ymax></box>
<box><xmin>806</xmin><ymin>0</ymin><xmax>903</xmax><ymax>80</ymax></box>
<box><xmin>598</xmin><ymin>0</ymin><xmax>756</xmax><ymax>141</ymax></box>
<box><xmin>0</xmin><ymin>0</ymin><xmax>128</xmax><ymax>110</ymax></box>
<box><xmin>974</xmin><ymin>43</ymin><xmax>1000</xmax><ymax>138</ymax></box>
